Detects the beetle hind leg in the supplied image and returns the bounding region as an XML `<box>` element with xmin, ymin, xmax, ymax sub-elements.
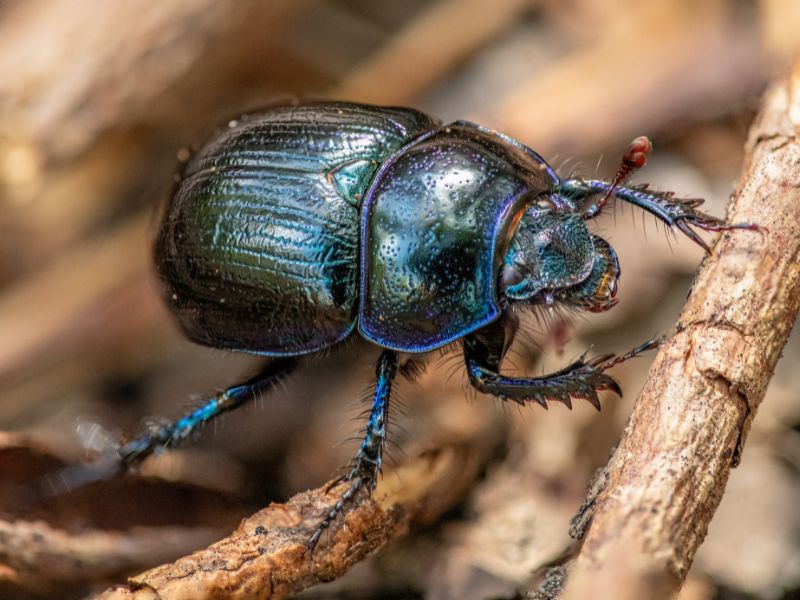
<box><xmin>308</xmin><ymin>350</ymin><xmax>398</xmax><ymax>551</ymax></box>
<box><xmin>117</xmin><ymin>357</ymin><xmax>297</xmax><ymax>468</ymax></box>
<box><xmin>31</xmin><ymin>358</ymin><xmax>298</xmax><ymax>499</ymax></box>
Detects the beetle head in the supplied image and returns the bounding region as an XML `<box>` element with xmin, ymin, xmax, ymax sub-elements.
<box><xmin>502</xmin><ymin>203</ymin><xmax>619</xmax><ymax>312</ymax></box>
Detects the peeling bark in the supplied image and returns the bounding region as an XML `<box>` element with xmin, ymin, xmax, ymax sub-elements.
<box><xmin>561</xmin><ymin>64</ymin><xmax>800</xmax><ymax>599</ymax></box>
<box><xmin>96</xmin><ymin>438</ymin><xmax>493</xmax><ymax>599</ymax></box>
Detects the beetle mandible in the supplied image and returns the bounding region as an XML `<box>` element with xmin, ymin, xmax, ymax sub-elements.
<box><xmin>116</xmin><ymin>102</ymin><xmax>751</xmax><ymax>548</ymax></box>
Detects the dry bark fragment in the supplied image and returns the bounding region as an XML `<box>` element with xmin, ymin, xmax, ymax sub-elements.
<box><xmin>0</xmin><ymin>434</ymin><xmax>238</xmax><ymax>595</ymax></box>
<box><xmin>96</xmin><ymin>438</ymin><xmax>491</xmax><ymax>600</ymax></box>
<box><xmin>561</xmin><ymin>64</ymin><xmax>800</xmax><ymax>599</ymax></box>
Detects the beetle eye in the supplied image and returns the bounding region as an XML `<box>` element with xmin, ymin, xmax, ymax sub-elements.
<box><xmin>501</xmin><ymin>265</ymin><xmax>525</xmax><ymax>288</ymax></box>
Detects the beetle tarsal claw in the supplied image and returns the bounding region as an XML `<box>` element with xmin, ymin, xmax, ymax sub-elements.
<box><xmin>307</xmin><ymin>473</ymin><xmax>375</xmax><ymax>552</ymax></box>
<box><xmin>323</xmin><ymin>474</ymin><xmax>348</xmax><ymax>495</ymax></box>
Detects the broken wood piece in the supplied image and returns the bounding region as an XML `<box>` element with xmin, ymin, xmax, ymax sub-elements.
<box><xmin>97</xmin><ymin>437</ymin><xmax>492</xmax><ymax>599</ymax></box>
<box><xmin>561</xmin><ymin>63</ymin><xmax>800</xmax><ymax>599</ymax></box>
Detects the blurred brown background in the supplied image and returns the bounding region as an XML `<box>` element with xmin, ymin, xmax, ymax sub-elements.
<box><xmin>0</xmin><ymin>0</ymin><xmax>799</xmax><ymax>598</ymax></box>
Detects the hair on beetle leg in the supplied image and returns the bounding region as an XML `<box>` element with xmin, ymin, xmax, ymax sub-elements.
<box><xmin>383</xmin><ymin>436</ymin><xmax>407</xmax><ymax>468</ymax></box>
<box><xmin>384</xmin><ymin>391</ymin><xmax>406</xmax><ymax>434</ymax></box>
<box><xmin>388</xmin><ymin>393</ymin><xmax>409</xmax><ymax>422</ymax></box>
<box><xmin>437</xmin><ymin>347</ymin><xmax>468</xmax><ymax>385</ymax></box>
<box><xmin>461</xmin><ymin>372</ymin><xmax>480</xmax><ymax>406</ymax></box>
<box><xmin>555</xmin><ymin>155</ymin><xmax>572</xmax><ymax>174</ymax></box>
<box><xmin>398</xmin><ymin>357</ymin><xmax>428</xmax><ymax>381</ymax></box>
<box><xmin>443</xmin><ymin>362</ymin><xmax>465</xmax><ymax>386</ymax></box>
<box><xmin>511</xmin><ymin>330</ymin><xmax>543</xmax><ymax>360</ymax></box>
<box><xmin>593</xmin><ymin>153</ymin><xmax>605</xmax><ymax>180</ymax></box>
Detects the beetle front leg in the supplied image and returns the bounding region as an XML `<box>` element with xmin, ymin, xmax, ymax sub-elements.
<box><xmin>465</xmin><ymin>337</ymin><xmax>619</xmax><ymax>410</ymax></box>
<box><xmin>308</xmin><ymin>350</ymin><xmax>398</xmax><ymax>551</ymax></box>
<box><xmin>464</xmin><ymin>319</ymin><xmax>659</xmax><ymax>409</ymax></box>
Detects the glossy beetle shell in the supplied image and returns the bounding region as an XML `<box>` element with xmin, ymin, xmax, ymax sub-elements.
<box><xmin>155</xmin><ymin>102</ymin><xmax>558</xmax><ymax>356</ymax></box>
<box><xmin>156</xmin><ymin>103</ymin><xmax>435</xmax><ymax>355</ymax></box>
<box><xmin>359</xmin><ymin>124</ymin><xmax>555</xmax><ymax>351</ymax></box>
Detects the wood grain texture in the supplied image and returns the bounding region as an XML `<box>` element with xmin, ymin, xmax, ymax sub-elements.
<box><xmin>95</xmin><ymin>436</ymin><xmax>495</xmax><ymax>599</ymax></box>
<box><xmin>561</xmin><ymin>63</ymin><xmax>800</xmax><ymax>599</ymax></box>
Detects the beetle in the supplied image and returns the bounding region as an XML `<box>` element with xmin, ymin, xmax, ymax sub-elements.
<box><xmin>108</xmin><ymin>102</ymin><xmax>750</xmax><ymax>548</ymax></box>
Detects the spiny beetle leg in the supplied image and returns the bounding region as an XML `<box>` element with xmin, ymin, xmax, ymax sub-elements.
<box><xmin>32</xmin><ymin>358</ymin><xmax>297</xmax><ymax>500</ymax></box>
<box><xmin>464</xmin><ymin>328</ymin><xmax>662</xmax><ymax>410</ymax></box>
<box><xmin>465</xmin><ymin>356</ymin><xmax>621</xmax><ymax>410</ymax></box>
<box><xmin>117</xmin><ymin>357</ymin><xmax>296</xmax><ymax>469</ymax></box>
<box><xmin>307</xmin><ymin>350</ymin><xmax>398</xmax><ymax>552</ymax></box>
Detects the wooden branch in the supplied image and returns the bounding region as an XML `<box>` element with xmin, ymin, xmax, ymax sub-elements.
<box><xmin>0</xmin><ymin>433</ymin><xmax>235</xmax><ymax>593</ymax></box>
<box><xmin>96</xmin><ymin>436</ymin><xmax>493</xmax><ymax>599</ymax></box>
<box><xmin>0</xmin><ymin>519</ymin><xmax>227</xmax><ymax>592</ymax></box>
<box><xmin>560</xmin><ymin>65</ymin><xmax>800</xmax><ymax>599</ymax></box>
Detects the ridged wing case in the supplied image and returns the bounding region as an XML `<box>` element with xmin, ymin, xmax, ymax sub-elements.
<box><xmin>156</xmin><ymin>103</ymin><xmax>436</xmax><ymax>355</ymax></box>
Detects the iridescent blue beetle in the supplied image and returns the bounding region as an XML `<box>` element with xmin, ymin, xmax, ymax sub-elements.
<box><xmin>119</xmin><ymin>102</ymin><xmax>748</xmax><ymax>548</ymax></box>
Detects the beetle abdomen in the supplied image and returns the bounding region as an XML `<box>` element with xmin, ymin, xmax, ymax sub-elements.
<box><xmin>156</xmin><ymin>103</ymin><xmax>436</xmax><ymax>355</ymax></box>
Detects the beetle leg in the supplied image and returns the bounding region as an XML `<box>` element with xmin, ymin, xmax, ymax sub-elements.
<box><xmin>33</xmin><ymin>358</ymin><xmax>297</xmax><ymax>499</ymax></box>
<box><xmin>117</xmin><ymin>357</ymin><xmax>297</xmax><ymax>467</ymax></box>
<box><xmin>464</xmin><ymin>319</ymin><xmax>659</xmax><ymax>409</ymax></box>
<box><xmin>467</xmin><ymin>355</ymin><xmax>617</xmax><ymax>410</ymax></box>
<box><xmin>308</xmin><ymin>350</ymin><xmax>398</xmax><ymax>551</ymax></box>
<box><xmin>559</xmin><ymin>178</ymin><xmax>759</xmax><ymax>252</ymax></box>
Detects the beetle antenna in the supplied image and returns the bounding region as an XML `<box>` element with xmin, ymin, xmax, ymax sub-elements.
<box><xmin>591</xmin><ymin>136</ymin><xmax>652</xmax><ymax>217</ymax></box>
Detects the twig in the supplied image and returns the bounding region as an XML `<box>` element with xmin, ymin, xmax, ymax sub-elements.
<box><xmin>0</xmin><ymin>433</ymin><xmax>232</xmax><ymax>593</ymax></box>
<box><xmin>96</xmin><ymin>437</ymin><xmax>493</xmax><ymax>599</ymax></box>
<box><xmin>561</xmin><ymin>64</ymin><xmax>800</xmax><ymax>599</ymax></box>
<box><xmin>0</xmin><ymin>519</ymin><xmax>227</xmax><ymax>593</ymax></box>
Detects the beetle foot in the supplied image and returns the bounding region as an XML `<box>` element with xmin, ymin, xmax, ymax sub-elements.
<box><xmin>673</xmin><ymin>215</ymin><xmax>762</xmax><ymax>252</ymax></box>
<box><xmin>307</xmin><ymin>465</ymin><xmax>377</xmax><ymax>552</ymax></box>
<box><xmin>588</xmin><ymin>337</ymin><xmax>663</xmax><ymax>372</ymax></box>
<box><xmin>565</xmin><ymin>178</ymin><xmax>759</xmax><ymax>252</ymax></box>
